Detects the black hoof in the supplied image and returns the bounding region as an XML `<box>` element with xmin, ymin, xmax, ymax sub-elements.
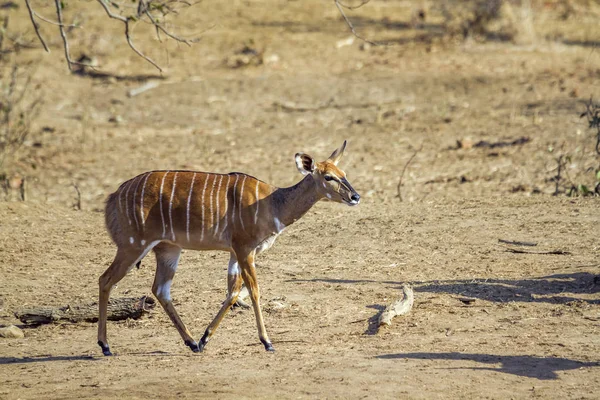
<box><xmin>98</xmin><ymin>341</ymin><xmax>113</xmax><ymax>356</ymax></box>
<box><xmin>261</xmin><ymin>339</ymin><xmax>275</xmax><ymax>352</ymax></box>
<box><xmin>185</xmin><ymin>340</ymin><xmax>202</xmax><ymax>353</ymax></box>
<box><xmin>198</xmin><ymin>329</ymin><xmax>209</xmax><ymax>351</ymax></box>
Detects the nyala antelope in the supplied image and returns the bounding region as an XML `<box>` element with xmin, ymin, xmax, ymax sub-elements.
<box><xmin>98</xmin><ymin>141</ymin><xmax>360</xmax><ymax>355</ymax></box>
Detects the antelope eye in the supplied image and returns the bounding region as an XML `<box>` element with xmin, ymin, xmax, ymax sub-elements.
<box><xmin>324</xmin><ymin>175</ymin><xmax>334</xmax><ymax>181</ymax></box>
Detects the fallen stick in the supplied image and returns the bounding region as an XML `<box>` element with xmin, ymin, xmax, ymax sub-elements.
<box><xmin>503</xmin><ymin>248</ymin><xmax>571</xmax><ymax>255</ymax></box>
<box><xmin>498</xmin><ymin>239</ymin><xmax>537</xmax><ymax>247</ymax></box>
<box><xmin>378</xmin><ymin>285</ymin><xmax>414</xmax><ymax>329</ymax></box>
<box><xmin>127</xmin><ymin>81</ymin><xmax>160</xmax><ymax>97</ymax></box>
<box><xmin>14</xmin><ymin>296</ymin><xmax>155</xmax><ymax>325</ymax></box>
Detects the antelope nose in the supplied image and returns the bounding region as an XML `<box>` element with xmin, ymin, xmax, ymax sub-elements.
<box><xmin>351</xmin><ymin>193</ymin><xmax>360</xmax><ymax>203</ymax></box>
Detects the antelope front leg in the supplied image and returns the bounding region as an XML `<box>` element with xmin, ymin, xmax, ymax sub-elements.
<box><xmin>199</xmin><ymin>253</ymin><xmax>243</xmax><ymax>351</ymax></box>
<box><xmin>239</xmin><ymin>252</ymin><xmax>274</xmax><ymax>352</ymax></box>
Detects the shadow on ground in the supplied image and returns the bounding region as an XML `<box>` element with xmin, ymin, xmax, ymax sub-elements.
<box><xmin>291</xmin><ymin>272</ymin><xmax>600</xmax><ymax>304</ymax></box>
<box><xmin>0</xmin><ymin>355</ymin><xmax>97</xmax><ymax>365</ymax></box>
<box><xmin>377</xmin><ymin>352</ymin><xmax>600</xmax><ymax>380</ymax></box>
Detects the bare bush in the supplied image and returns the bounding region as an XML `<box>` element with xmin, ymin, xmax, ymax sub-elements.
<box><xmin>0</xmin><ymin>61</ymin><xmax>42</xmax><ymax>171</ymax></box>
<box><xmin>439</xmin><ymin>0</ymin><xmax>517</xmax><ymax>41</ymax></box>
<box><xmin>24</xmin><ymin>0</ymin><xmax>203</xmax><ymax>72</ymax></box>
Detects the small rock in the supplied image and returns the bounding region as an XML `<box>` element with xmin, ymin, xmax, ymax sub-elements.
<box><xmin>456</xmin><ymin>138</ymin><xmax>474</xmax><ymax>149</ymax></box>
<box><xmin>0</xmin><ymin>325</ymin><xmax>24</xmax><ymax>339</ymax></box>
<box><xmin>336</xmin><ymin>36</ymin><xmax>355</xmax><ymax>48</ymax></box>
<box><xmin>108</xmin><ymin>115</ymin><xmax>123</xmax><ymax>124</ymax></box>
<box><xmin>264</xmin><ymin>54</ymin><xmax>280</xmax><ymax>65</ymax></box>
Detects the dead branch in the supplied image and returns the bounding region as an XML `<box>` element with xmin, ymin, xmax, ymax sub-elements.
<box><xmin>24</xmin><ymin>0</ymin><xmax>49</xmax><ymax>52</ymax></box>
<box><xmin>72</xmin><ymin>182</ymin><xmax>81</xmax><ymax>210</ymax></box>
<box><xmin>55</xmin><ymin>0</ymin><xmax>91</xmax><ymax>71</ymax></box>
<box><xmin>334</xmin><ymin>0</ymin><xmax>376</xmax><ymax>46</ymax></box>
<box><xmin>270</xmin><ymin>98</ymin><xmax>401</xmax><ymax>112</ymax></box>
<box><xmin>580</xmin><ymin>96</ymin><xmax>600</xmax><ymax>155</ymax></box>
<box><xmin>96</xmin><ymin>0</ymin><xmax>163</xmax><ymax>72</ymax></box>
<box><xmin>15</xmin><ymin>296</ymin><xmax>156</xmax><ymax>325</ymax></box>
<box><xmin>396</xmin><ymin>144</ymin><xmax>423</xmax><ymax>201</ymax></box>
<box><xmin>498</xmin><ymin>239</ymin><xmax>537</xmax><ymax>247</ymax></box>
<box><xmin>336</xmin><ymin>0</ymin><xmax>371</xmax><ymax>11</ymax></box>
<box><xmin>378</xmin><ymin>285</ymin><xmax>414</xmax><ymax>329</ymax></box>
<box><xmin>503</xmin><ymin>247</ymin><xmax>571</xmax><ymax>255</ymax></box>
<box><xmin>24</xmin><ymin>0</ymin><xmax>202</xmax><ymax>72</ymax></box>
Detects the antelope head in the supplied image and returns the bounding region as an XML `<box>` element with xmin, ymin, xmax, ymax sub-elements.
<box><xmin>295</xmin><ymin>140</ymin><xmax>361</xmax><ymax>206</ymax></box>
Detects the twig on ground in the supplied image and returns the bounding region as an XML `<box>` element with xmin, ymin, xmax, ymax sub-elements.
<box><xmin>503</xmin><ymin>248</ymin><xmax>571</xmax><ymax>255</ymax></box>
<box><xmin>397</xmin><ymin>144</ymin><xmax>423</xmax><ymax>201</ymax></box>
<box><xmin>72</xmin><ymin>182</ymin><xmax>81</xmax><ymax>210</ymax></box>
<box><xmin>378</xmin><ymin>285</ymin><xmax>414</xmax><ymax>329</ymax></box>
<box><xmin>271</xmin><ymin>98</ymin><xmax>401</xmax><ymax>112</ymax></box>
<box><xmin>127</xmin><ymin>81</ymin><xmax>160</xmax><ymax>97</ymax></box>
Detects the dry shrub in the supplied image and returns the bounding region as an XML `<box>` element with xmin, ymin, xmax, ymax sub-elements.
<box><xmin>0</xmin><ymin>60</ymin><xmax>42</xmax><ymax>171</ymax></box>
<box><xmin>439</xmin><ymin>0</ymin><xmax>521</xmax><ymax>42</ymax></box>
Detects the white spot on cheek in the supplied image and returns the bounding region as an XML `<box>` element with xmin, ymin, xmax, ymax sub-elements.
<box><xmin>326</xmin><ymin>193</ymin><xmax>332</xmax><ymax>199</ymax></box>
<box><xmin>322</xmin><ymin>182</ymin><xmax>327</xmax><ymax>188</ymax></box>
<box><xmin>141</xmin><ymin>239</ymin><xmax>146</xmax><ymax>246</ymax></box>
<box><xmin>129</xmin><ymin>237</ymin><xmax>134</xmax><ymax>244</ymax></box>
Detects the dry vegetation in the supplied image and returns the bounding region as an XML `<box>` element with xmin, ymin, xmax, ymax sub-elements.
<box><xmin>0</xmin><ymin>0</ymin><xmax>599</xmax><ymax>399</ymax></box>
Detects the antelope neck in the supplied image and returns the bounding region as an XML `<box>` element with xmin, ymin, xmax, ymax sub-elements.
<box><xmin>271</xmin><ymin>174</ymin><xmax>320</xmax><ymax>227</ymax></box>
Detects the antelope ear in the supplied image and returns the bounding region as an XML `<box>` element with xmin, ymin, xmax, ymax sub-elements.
<box><xmin>295</xmin><ymin>153</ymin><xmax>315</xmax><ymax>175</ymax></box>
<box><xmin>328</xmin><ymin>140</ymin><xmax>347</xmax><ymax>165</ymax></box>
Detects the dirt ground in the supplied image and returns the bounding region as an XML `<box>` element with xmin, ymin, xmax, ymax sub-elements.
<box><xmin>1</xmin><ymin>1</ymin><xmax>599</xmax><ymax>398</ymax></box>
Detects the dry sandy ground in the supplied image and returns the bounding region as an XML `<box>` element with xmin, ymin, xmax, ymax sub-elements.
<box><xmin>1</xmin><ymin>1</ymin><xmax>599</xmax><ymax>399</ymax></box>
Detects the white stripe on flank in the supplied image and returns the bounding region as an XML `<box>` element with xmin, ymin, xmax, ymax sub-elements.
<box><xmin>169</xmin><ymin>172</ymin><xmax>178</xmax><ymax>241</ymax></box>
<box><xmin>232</xmin><ymin>174</ymin><xmax>239</xmax><ymax>227</ymax></box>
<box><xmin>186</xmin><ymin>172</ymin><xmax>197</xmax><ymax>242</ymax></box>
<box><xmin>140</xmin><ymin>172</ymin><xmax>152</xmax><ymax>228</ymax></box>
<box><xmin>159</xmin><ymin>171</ymin><xmax>170</xmax><ymax>238</ymax></box>
<box><xmin>239</xmin><ymin>175</ymin><xmax>247</xmax><ymax>231</ymax></box>
<box><xmin>254</xmin><ymin>180</ymin><xmax>260</xmax><ymax>224</ymax></box>
<box><xmin>209</xmin><ymin>174</ymin><xmax>217</xmax><ymax>234</ymax></box>
<box><xmin>200</xmin><ymin>174</ymin><xmax>210</xmax><ymax>241</ymax></box>
<box><xmin>118</xmin><ymin>181</ymin><xmax>126</xmax><ymax>214</ymax></box>
<box><xmin>221</xmin><ymin>175</ymin><xmax>230</xmax><ymax>238</ymax></box>
<box><xmin>132</xmin><ymin>173</ymin><xmax>145</xmax><ymax>230</ymax></box>
<box><xmin>215</xmin><ymin>175</ymin><xmax>223</xmax><ymax>234</ymax></box>
<box><xmin>124</xmin><ymin>178</ymin><xmax>135</xmax><ymax>225</ymax></box>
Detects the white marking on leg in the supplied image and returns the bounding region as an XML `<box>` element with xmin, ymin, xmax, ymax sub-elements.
<box><xmin>140</xmin><ymin>172</ymin><xmax>152</xmax><ymax>228</ymax></box>
<box><xmin>254</xmin><ymin>180</ymin><xmax>260</xmax><ymax>225</ymax></box>
<box><xmin>228</xmin><ymin>255</ymin><xmax>239</xmax><ymax>275</ymax></box>
<box><xmin>209</xmin><ymin>174</ymin><xmax>217</xmax><ymax>234</ymax></box>
<box><xmin>159</xmin><ymin>171</ymin><xmax>170</xmax><ymax>238</ymax></box>
<box><xmin>200</xmin><ymin>174</ymin><xmax>210</xmax><ymax>241</ymax></box>
<box><xmin>129</xmin><ymin>236</ymin><xmax>134</xmax><ymax>244</ymax></box>
<box><xmin>132</xmin><ymin>174</ymin><xmax>145</xmax><ymax>230</ymax></box>
<box><xmin>274</xmin><ymin>216</ymin><xmax>286</xmax><ymax>233</ymax></box>
<box><xmin>169</xmin><ymin>172</ymin><xmax>178</xmax><ymax>241</ymax></box>
<box><xmin>215</xmin><ymin>175</ymin><xmax>223</xmax><ymax>234</ymax></box>
<box><xmin>155</xmin><ymin>251</ymin><xmax>180</xmax><ymax>302</ymax></box>
<box><xmin>141</xmin><ymin>239</ymin><xmax>146</xmax><ymax>246</ymax></box>
<box><xmin>186</xmin><ymin>172</ymin><xmax>197</xmax><ymax>242</ymax></box>
<box><xmin>232</xmin><ymin>174</ymin><xmax>239</xmax><ymax>227</ymax></box>
<box><xmin>239</xmin><ymin>175</ymin><xmax>247</xmax><ymax>231</ymax></box>
<box><xmin>221</xmin><ymin>175</ymin><xmax>231</xmax><ymax>238</ymax></box>
<box><xmin>124</xmin><ymin>179</ymin><xmax>134</xmax><ymax>226</ymax></box>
